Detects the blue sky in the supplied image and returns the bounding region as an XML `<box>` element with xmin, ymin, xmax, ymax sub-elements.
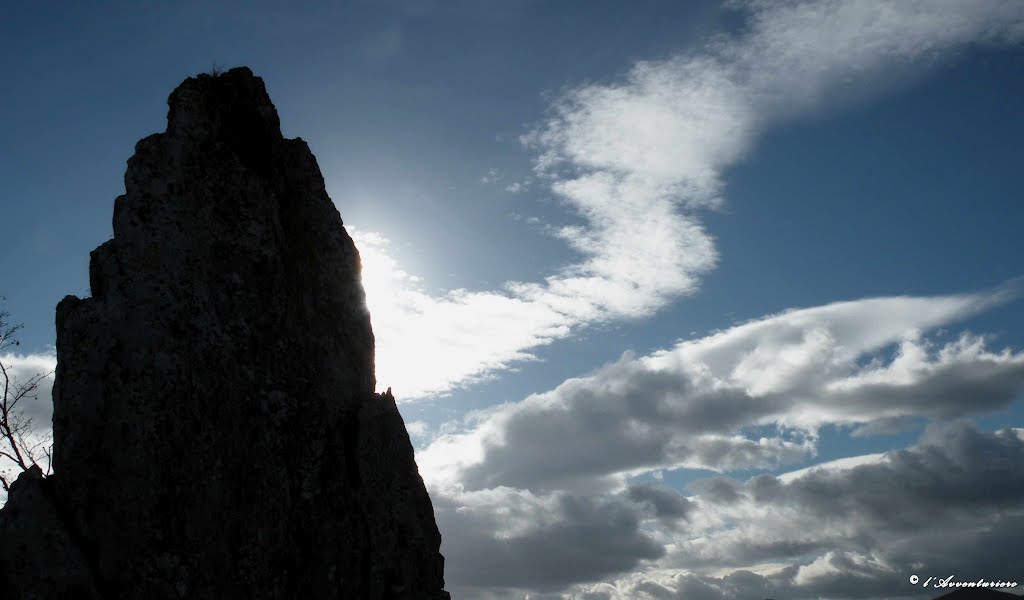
<box><xmin>3</xmin><ymin>2</ymin><xmax>1024</xmax><ymax>599</ymax></box>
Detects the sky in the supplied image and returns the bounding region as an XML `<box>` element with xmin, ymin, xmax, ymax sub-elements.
<box><xmin>2</xmin><ymin>1</ymin><xmax>1024</xmax><ymax>598</ymax></box>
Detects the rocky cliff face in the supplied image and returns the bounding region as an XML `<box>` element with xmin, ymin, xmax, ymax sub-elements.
<box><xmin>0</xmin><ymin>67</ymin><xmax>449</xmax><ymax>600</ymax></box>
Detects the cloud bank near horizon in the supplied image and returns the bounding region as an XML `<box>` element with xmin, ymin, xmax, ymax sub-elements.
<box><xmin>356</xmin><ymin>0</ymin><xmax>1024</xmax><ymax>400</ymax></box>
<box><xmin>433</xmin><ymin>422</ymin><xmax>1024</xmax><ymax>600</ymax></box>
<box><xmin>421</xmin><ymin>289</ymin><xmax>1024</xmax><ymax>599</ymax></box>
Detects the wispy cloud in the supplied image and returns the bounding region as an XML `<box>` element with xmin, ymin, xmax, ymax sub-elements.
<box><xmin>352</xmin><ymin>229</ymin><xmax>574</xmax><ymax>397</ymax></box>
<box><xmin>355</xmin><ymin>0</ymin><xmax>1024</xmax><ymax>400</ymax></box>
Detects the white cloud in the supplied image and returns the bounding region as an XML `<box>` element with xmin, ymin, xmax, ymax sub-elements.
<box><xmin>352</xmin><ymin>0</ymin><xmax>1024</xmax><ymax>401</ymax></box>
<box><xmin>353</xmin><ymin>215</ymin><xmax>713</xmax><ymax>399</ymax></box>
<box><xmin>418</xmin><ymin>290</ymin><xmax>1024</xmax><ymax>493</ymax></box>
<box><xmin>775</xmin><ymin>452</ymin><xmax>887</xmax><ymax>484</ymax></box>
<box><xmin>352</xmin><ymin>228</ymin><xmax>574</xmax><ymax>397</ymax></box>
<box><xmin>404</xmin><ymin>419</ymin><xmax>430</xmax><ymax>441</ymax></box>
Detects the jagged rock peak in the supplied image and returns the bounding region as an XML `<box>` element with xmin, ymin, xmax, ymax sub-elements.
<box><xmin>0</xmin><ymin>67</ymin><xmax>450</xmax><ymax>600</ymax></box>
<box><xmin>164</xmin><ymin>67</ymin><xmax>283</xmax><ymax>172</ymax></box>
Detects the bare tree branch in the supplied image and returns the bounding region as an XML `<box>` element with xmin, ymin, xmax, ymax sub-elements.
<box><xmin>0</xmin><ymin>300</ymin><xmax>54</xmax><ymax>491</ymax></box>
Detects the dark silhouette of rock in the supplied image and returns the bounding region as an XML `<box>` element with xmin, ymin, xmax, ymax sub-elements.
<box><xmin>0</xmin><ymin>467</ymin><xmax>103</xmax><ymax>598</ymax></box>
<box><xmin>0</xmin><ymin>67</ymin><xmax>449</xmax><ymax>600</ymax></box>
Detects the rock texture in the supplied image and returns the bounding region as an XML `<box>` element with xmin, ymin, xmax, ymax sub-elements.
<box><xmin>0</xmin><ymin>67</ymin><xmax>449</xmax><ymax>600</ymax></box>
